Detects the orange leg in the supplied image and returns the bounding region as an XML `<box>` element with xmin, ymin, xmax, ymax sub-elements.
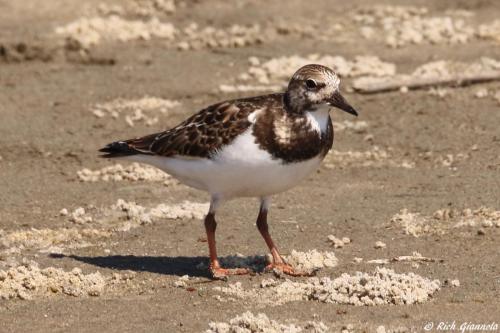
<box><xmin>204</xmin><ymin>212</ymin><xmax>250</xmax><ymax>280</ymax></box>
<box><xmin>256</xmin><ymin>199</ymin><xmax>313</xmax><ymax>277</ymax></box>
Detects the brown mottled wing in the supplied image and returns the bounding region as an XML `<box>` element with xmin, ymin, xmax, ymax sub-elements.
<box><xmin>124</xmin><ymin>101</ymin><xmax>253</xmax><ymax>158</ymax></box>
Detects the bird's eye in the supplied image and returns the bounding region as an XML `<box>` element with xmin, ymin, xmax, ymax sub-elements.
<box><xmin>305</xmin><ymin>79</ymin><xmax>317</xmax><ymax>89</ymax></box>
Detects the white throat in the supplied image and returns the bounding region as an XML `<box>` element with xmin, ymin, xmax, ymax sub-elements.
<box><xmin>306</xmin><ymin>104</ymin><xmax>330</xmax><ymax>133</ymax></box>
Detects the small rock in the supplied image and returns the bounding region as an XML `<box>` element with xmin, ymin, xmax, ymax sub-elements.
<box><xmin>327</xmin><ymin>235</ymin><xmax>350</xmax><ymax>248</ymax></box>
<box><xmin>474</xmin><ymin>88</ymin><xmax>488</xmax><ymax>98</ymax></box>
<box><xmin>341</xmin><ymin>237</ymin><xmax>351</xmax><ymax>244</ymax></box>
<box><xmin>364</xmin><ymin>134</ymin><xmax>374</xmax><ymax>142</ymax></box>
<box><xmin>248</xmin><ymin>56</ymin><xmax>260</xmax><ymax>66</ymax></box>
<box><xmin>260</xmin><ymin>278</ymin><xmax>278</xmax><ymax>288</ymax></box>
<box><xmin>494</xmin><ymin>91</ymin><xmax>500</xmax><ymax>104</ymax></box>
<box><xmin>173</xmin><ymin>274</ymin><xmax>190</xmax><ymax>288</ymax></box>
<box><xmin>92</xmin><ymin>109</ymin><xmax>105</xmax><ymax>118</ymax></box>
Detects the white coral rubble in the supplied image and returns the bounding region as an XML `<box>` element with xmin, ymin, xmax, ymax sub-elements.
<box><xmin>112</xmin><ymin>199</ymin><xmax>208</xmax><ymax>225</ymax></box>
<box><xmin>324</xmin><ymin>146</ymin><xmax>415</xmax><ymax>169</ymax></box>
<box><xmin>391</xmin><ymin>207</ymin><xmax>500</xmax><ymax>236</ymax></box>
<box><xmin>206</xmin><ymin>311</ymin><xmax>328</xmax><ymax>333</ymax></box>
<box><xmin>354</xmin><ymin>5</ymin><xmax>475</xmax><ymax>47</ymax></box>
<box><xmin>56</xmin><ymin>16</ymin><xmax>176</xmax><ymax>48</ymax></box>
<box><xmin>77</xmin><ymin>163</ymin><xmax>175</xmax><ymax>185</ymax></box>
<box><xmin>220</xmin><ymin>55</ymin><xmax>395</xmax><ymax>93</ymax></box>
<box><xmin>214</xmin><ymin>267</ymin><xmax>440</xmax><ymax>306</ymax></box>
<box><xmin>0</xmin><ymin>261</ymin><xmax>105</xmax><ymax>300</ymax></box>
<box><xmin>91</xmin><ymin>96</ymin><xmax>180</xmax><ymax>126</ymax></box>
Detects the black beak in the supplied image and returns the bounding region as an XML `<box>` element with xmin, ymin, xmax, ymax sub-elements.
<box><xmin>328</xmin><ymin>91</ymin><xmax>358</xmax><ymax>116</ymax></box>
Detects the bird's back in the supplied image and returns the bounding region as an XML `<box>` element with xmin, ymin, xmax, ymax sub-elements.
<box><xmin>99</xmin><ymin>93</ymin><xmax>284</xmax><ymax>159</ymax></box>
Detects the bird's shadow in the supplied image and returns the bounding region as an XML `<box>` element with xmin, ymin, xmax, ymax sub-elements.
<box><xmin>50</xmin><ymin>253</ymin><xmax>268</xmax><ymax>278</ymax></box>
<box><xmin>50</xmin><ymin>253</ymin><xmax>211</xmax><ymax>278</ymax></box>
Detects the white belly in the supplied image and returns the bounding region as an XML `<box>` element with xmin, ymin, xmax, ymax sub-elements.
<box><xmin>129</xmin><ymin>130</ymin><xmax>323</xmax><ymax>199</ymax></box>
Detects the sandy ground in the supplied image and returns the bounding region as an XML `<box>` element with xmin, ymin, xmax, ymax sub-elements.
<box><xmin>1</xmin><ymin>0</ymin><xmax>500</xmax><ymax>332</ymax></box>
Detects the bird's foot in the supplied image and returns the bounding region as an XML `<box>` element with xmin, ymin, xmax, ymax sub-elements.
<box><xmin>210</xmin><ymin>266</ymin><xmax>251</xmax><ymax>280</ymax></box>
<box><xmin>265</xmin><ymin>263</ymin><xmax>316</xmax><ymax>277</ymax></box>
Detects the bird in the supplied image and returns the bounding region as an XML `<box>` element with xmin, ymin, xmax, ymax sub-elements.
<box><xmin>99</xmin><ymin>64</ymin><xmax>358</xmax><ymax>279</ymax></box>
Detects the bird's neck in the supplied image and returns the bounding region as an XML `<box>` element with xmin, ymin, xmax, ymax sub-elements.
<box><xmin>283</xmin><ymin>91</ymin><xmax>311</xmax><ymax>115</ymax></box>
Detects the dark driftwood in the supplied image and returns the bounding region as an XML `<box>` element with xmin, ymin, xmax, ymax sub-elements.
<box><xmin>352</xmin><ymin>70</ymin><xmax>500</xmax><ymax>94</ymax></box>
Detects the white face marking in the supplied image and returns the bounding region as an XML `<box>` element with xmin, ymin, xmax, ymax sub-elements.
<box><xmin>306</xmin><ymin>76</ymin><xmax>339</xmax><ymax>105</ymax></box>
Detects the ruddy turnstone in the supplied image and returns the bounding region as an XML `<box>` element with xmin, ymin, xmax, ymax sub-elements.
<box><xmin>100</xmin><ymin>64</ymin><xmax>358</xmax><ymax>279</ymax></box>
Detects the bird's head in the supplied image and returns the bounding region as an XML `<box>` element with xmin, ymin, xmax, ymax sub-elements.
<box><xmin>285</xmin><ymin>64</ymin><xmax>358</xmax><ymax>116</ymax></box>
